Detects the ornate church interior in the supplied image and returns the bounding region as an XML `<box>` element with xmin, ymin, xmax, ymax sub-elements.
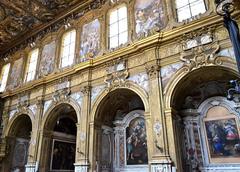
<box><xmin>0</xmin><ymin>0</ymin><xmax>240</xmax><ymax>172</ymax></box>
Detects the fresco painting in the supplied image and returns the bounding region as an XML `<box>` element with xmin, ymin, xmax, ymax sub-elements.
<box><xmin>80</xmin><ymin>19</ymin><xmax>100</xmax><ymax>62</ymax></box>
<box><xmin>205</xmin><ymin>118</ymin><xmax>240</xmax><ymax>159</ymax></box>
<box><xmin>161</xmin><ymin>62</ymin><xmax>183</xmax><ymax>89</ymax></box>
<box><xmin>126</xmin><ymin>117</ymin><xmax>148</xmax><ymax>165</ymax></box>
<box><xmin>135</xmin><ymin>0</ymin><xmax>165</xmax><ymax>38</ymax></box>
<box><xmin>39</xmin><ymin>41</ymin><xmax>56</xmax><ymax>77</ymax></box>
<box><xmin>8</xmin><ymin>56</ymin><xmax>24</xmax><ymax>89</ymax></box>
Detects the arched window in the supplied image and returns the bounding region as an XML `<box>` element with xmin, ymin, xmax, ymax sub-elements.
<box><xmin>25</xmin><ymin>49</ymin><xmax>39</xmax><ymax>82</ymax></box>
<box><xmin>60</xmin><ymin>30</ymin><xmax>76</xmax><ymax>68</ymax></box>
<box><xmin>0</xmin><ymin>63</ymin><xmax>10</xmax><ymax>92</ymax></box>
<box><xmin>109</xmin><ymin>5</ymin><xmax>128</xmax><ymax>49</ymax></box>
<box><xmin>176</xmin><ymin>0</ymin><xmax>206</xmax><ymax>22</ymax></box>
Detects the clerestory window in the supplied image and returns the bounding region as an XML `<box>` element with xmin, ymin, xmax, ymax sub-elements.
<box><xmin>109</xmin><ymin>5</ymin><xmax>128</xmax><ymax>49</ymax></box>
<box><xmin>176</xmin><ymin>0</ymin><xmax>206</xmax><ymax>22</ymax></box>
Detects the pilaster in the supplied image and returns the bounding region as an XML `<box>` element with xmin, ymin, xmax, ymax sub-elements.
<box><xmin>26</xmin><ymin>97</ymin><xmax>44</xmax><ymax>172</ymax></box>
<box><xmin>145</xmin><ymin>62</ymin><xmax>172</xmax><ymax>171</ymax></box>
<box><xmin>75</xmin><ymin>86</ymin><xmax>91</xmax><ymax>172</ymax></box>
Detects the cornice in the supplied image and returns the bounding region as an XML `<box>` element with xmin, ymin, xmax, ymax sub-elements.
<box><xmin>1</xmin><ymin>12</ymin><xmax>239</xmax><ymax>98</ymax></box>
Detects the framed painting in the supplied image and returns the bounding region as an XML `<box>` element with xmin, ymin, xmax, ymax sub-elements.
<box><xmin>51</xmin><ymin>139</ymin><xmax>76</xmax><ymax>171</ymax></box>
<box><xmin>125</xmin><ymin>117</ymin><xmax>148</xmax><ymax>165</ymax></box>
<box><xmin>204</xmin><ymin>117</ymin><xmax>240</xmax><ymax>163</ymax></box>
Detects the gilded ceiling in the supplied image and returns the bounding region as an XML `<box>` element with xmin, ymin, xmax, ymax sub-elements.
<box><xmin>0</xmin><ymin>0</ymin><xmax>91</xmax><ymax>56</ymax></box>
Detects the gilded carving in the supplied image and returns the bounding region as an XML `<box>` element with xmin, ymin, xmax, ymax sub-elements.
<box><xmin>145</xmin><ymin>64</ymin><xmax>160</xmax><ymax>79</ymax></box>
<box><xmin>180</xmin><ymin>42</ymin><xmax>222</xmax><ymax>72</ymax></box>
<box><xmin>104</xmin><ymin>59</ymin><xmax>129</xmax><ymax>91</ymax></box>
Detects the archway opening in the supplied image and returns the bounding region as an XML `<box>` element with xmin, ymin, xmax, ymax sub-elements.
<box><xmin>170</xmin><ymin>67</ymin><xmax>240</xmax><ymax>172</ymax></box>
<box><xmin>93</xmin><ymin>88</ymin><xmax>148</xmax><ymax>172</ymax></box>
<box><xmin>6</xmin><ymin>114</ymin><xmax>32</xmax><ymax>172</ymax></box>
<box><xmin>41</xmin><ymin>104</ymin><xmax>77</xmax><ymax>172</ymax></box>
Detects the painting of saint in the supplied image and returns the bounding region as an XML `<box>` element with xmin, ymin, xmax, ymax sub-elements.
<box><xmin>51</xmin><ymin>140</ymin><xmax>76</xmax><ymax>170</ymax></box>
<box><xmin>79</xmin><ymin>19</ymin><xmax>100</xmax><ymax>62</ymax></box>
<box><xmin>205</xmin><ymin>118</ymin><xmax>240</xmax><ymax>159</ymax></box>
<box><xmin>7</xmin><ymin>56</ymin><xmax>24</xmax><ymax>89</ymax></box>
<box><xmin>135</xmin><ymin>0</ymin><xmax>165</xmax><ymax>38</ymax></box>
<box><xmin>39</xmin><ymin>41</ymin><xmax>56</xmax><ymax>77</ymax></box>
<box><xmin>126</xmin><ymin>117</ymin><xmax>148</xmax><ymax>165</ymax></box>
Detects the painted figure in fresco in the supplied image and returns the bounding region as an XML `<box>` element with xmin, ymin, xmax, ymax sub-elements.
<box><xmin>80</xmin><ymin>19</ymin><xmax>100</xmax><ymax>61</ymax></box>
<box><xmin>135</xmin><ymin>0</ymin><xmax>164</xmax><ymax>37</ymax></box>
<box><xmin>39</xmin><ymin>42</ymin><xmax>55</xmax><ymax>77</ymax></box>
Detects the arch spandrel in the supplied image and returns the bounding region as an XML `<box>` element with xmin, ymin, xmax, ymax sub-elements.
<box><xmin>90</xmin><ymin>82</ymin><xmax>149</xmax><ymax>123</ymax></box>
<box><xmin>41</xmin><ymin>98</ymin><xmax>81</xmax><ymax>131</ymax></box>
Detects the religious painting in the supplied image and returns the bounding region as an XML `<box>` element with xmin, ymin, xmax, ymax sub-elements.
<box><xmin>126</xmin><ymin>117</ymin><xmax>148</xmax><ymax>165</ymax></box>
<box><xmin>205</xmin><ymin>118</ymin><xmax>240</xmax><ymax>161</ymax></box>
<box><xmin>39</xmin><ymin>41</ymin><xmax>56</xmax><ymax>77</ymax></box>
<box><xmin>79</xmin><ymin>19</ymin><xmax>100</xmax><ymax>62</ymax></box>
<box><xmin>135</xmin><ymin>0</ymin><xmax>165</xmax><ymax>38</ymax></box>
<box><xmin>51</xmin><ymin>140</ymin><xmax>76</xmax><ymax>170</ymax></box>
<box><xmin>7</xmin><ymin>56</ymin><xmax>24</xmax><ymax>89</ymax></box>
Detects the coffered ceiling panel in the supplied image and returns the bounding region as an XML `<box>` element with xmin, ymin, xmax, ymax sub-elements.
<box><xmin>0</xmin><ymin>0</ymin><xmax>89</xmax><ymax>56</ymax></box>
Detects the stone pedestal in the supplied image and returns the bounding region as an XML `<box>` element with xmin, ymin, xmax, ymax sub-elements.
<box><xmin>150</xmin><ymin>160</ymin><xmax>174</xmax><ymax>172</ymax></box>
<box><xmin>75</xmin><ymin>163</ymin><xmax>89</xmax><ymax>172</ymax></box>
<box><xmin>25</xmin><ymin>162</ymin><xmax>38</xmax><ymax>172</ymax></box>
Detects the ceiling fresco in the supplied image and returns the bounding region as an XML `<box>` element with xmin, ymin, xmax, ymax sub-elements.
<box><xmin>0</xmin><ymin>0</ymin><xmax>97</xmax><ymax>57</ymax></box>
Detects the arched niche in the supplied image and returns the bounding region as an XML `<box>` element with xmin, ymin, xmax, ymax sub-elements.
<box><xmin>39</xmin><ymin>103</ymin><xmax>77</xmax><ymax>172</ymax></box>
<box><xmin>166</xmin><ymin>66</ymin><xmax>240</xmax><ymax>172</ymax></box>
<box><xmin>91</xmin><ymin>88</ymin><xmax>149</xmax><ymax>172</ymax></box>
<box><xmin>4</xmin><ymin>114</ymin><xmax>32</xmax><ymax>172</ymax></box>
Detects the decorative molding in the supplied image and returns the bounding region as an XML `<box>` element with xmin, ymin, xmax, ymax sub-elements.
<box><xmin>52</xmin><ymin>77</ymin><xmax>71</xmax><ymax>103</ymax></box>
<box><xmin>16</xmin><ymin>93</ymin><xmax>30</xmax><ymax>112</ymax></box>
<box><xmin>104</xmin><ymin>59</ymin><xmax>129</xmax><ymax>91</ymax></box>
<box><xmin>180</xmin><ymin>28</ymin><xmax>222</xmax><ymax>72</ymax></box>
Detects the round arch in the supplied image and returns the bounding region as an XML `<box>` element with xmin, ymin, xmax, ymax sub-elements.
<box><xmin>5</xmin><ymin>109</ymin><xmax>35</xmax><ymax>138</ymax></box>
<box><xmin>41</xmin><ymin>98</ymin><xmax>81</xmax><ymax>131</ymax></box>
<box><xmin>90</xmin><ymin>82</ymin><xmax>149</xmax><ymax>122</ymax></box>
<box><xmin>164</xmin><ymin>64</ymin><xmax>239</xmax><ymax>110</ymax></box>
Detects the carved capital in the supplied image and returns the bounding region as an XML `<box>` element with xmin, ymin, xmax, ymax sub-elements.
<box><xmin>145</xmin><ymin>64</ymin><xmax>160</xmax><ymax>79</ymax></box>
<box><xmin>80</xmin><ymin>86</ymin><xmax>91</xmax><ymax>95</ymax></box>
